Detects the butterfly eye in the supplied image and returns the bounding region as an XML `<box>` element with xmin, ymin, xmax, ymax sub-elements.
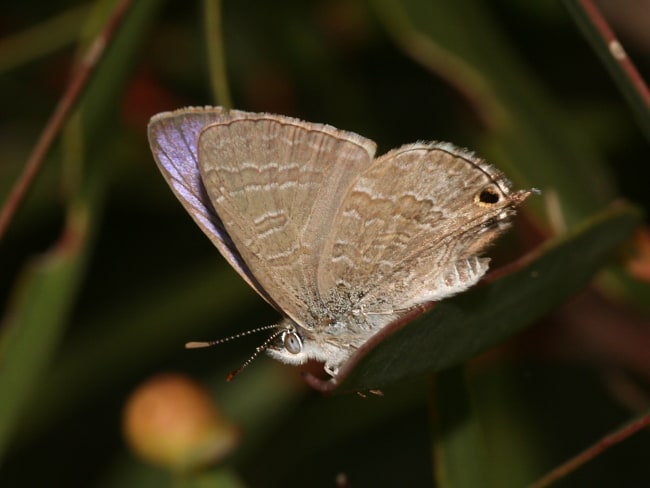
<box><xmin>476</xmin><ymin>185</ymin><xmax>501</xmax><ymax>205</ymax></box>
<box><xmin>283</xmin><ymin>330</ymin><xmax>303</xmax><ymax>354</ymax></box>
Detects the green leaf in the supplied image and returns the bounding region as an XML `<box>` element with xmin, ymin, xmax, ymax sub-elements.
<box><xmin>0</xmin><ymin>205</ymin><xmax>91</xmax><ymax>459</ymax></box>
<box><xmin>0</xmin><ymin>0</ymin><xmax>162</xmax><ymax>461</ymax></box>
<box><xmin>563</xmin><ymin>0</ymin><xmax>650</xmax><ymax>142</ymax></box>
<box><xmin>432</xmin><ymin>367</ymin><xmax>488</xmax><ymax>488</ymax></box>
<box><xmin>314</xmin><ymin>203</ymin><xmax>640</xmax><ymax>393</ymax></box>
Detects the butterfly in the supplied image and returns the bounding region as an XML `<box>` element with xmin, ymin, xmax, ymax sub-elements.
<box><xmin>148</xmin><ymin>106</ymin><xmax>532</xmax><ymax>378</ymax></box>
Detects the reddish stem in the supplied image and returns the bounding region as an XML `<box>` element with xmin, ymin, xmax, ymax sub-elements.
<box><xmin>577</xmin><ymin>0</ymin><xmax>650</xmax><ymax>107</ymax></box>
<box><xmin>0</xmin><ymin>0</ymin><xmax>135</xmax><ymax>241</ymax></box>
<box><xmin>529</xmin><ymin>411</ymin><xmax>650</xmax><ymax>487</ymax></box>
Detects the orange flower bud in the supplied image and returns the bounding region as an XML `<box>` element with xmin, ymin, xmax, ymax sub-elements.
<box><xmin>123</xmin><ymin>373</ymin><xmax>239</xmax><ymax>471</ymax></box>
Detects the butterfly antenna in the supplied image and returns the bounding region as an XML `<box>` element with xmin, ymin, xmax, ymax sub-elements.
<box><xmin>185</xmin><ymin>323</ymin><xmax>279</xmax><ymax>349</ymax></box>
<box><xmin>226</xmin><ymin>328</ymin><xmax>286</xmax><ymax>382</ymax></box>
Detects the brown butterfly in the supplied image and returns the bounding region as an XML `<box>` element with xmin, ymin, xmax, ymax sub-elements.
<box><xmin>148</xmin><ymin>107</ymin><xmax>532</xmax><ymax>378</ymax></box>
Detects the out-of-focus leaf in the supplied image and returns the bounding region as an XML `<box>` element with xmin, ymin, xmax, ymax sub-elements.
<box><xmin>432</xmin><ymin>367</ymin><xmax>487</xmax><ymax>488</ymax></box>
<box><xmin>0</xmin><ymin>0</ymin><xmax>161</xmax><ymax>462</ymax></box>
<box><xmin>0</xmin><ymin>192</ymin><xmax>96</xmax><ymax>460</ymax></box>
<box><xmin>0</xmin><ymin>4</ymin><xmax>91</xmax><ymax>73</ymax></box>
<box><xmin>563</xmin><ymin>0</ymin><xmax>650</xmax><ymax>142</ymax></box>
<box><xmin>318</xmin><ymin>203</ymin><xmax>640</xmax><ymax>393</ymax></box>
<box><xmin>469</xmin><ymin>364</ymin><xmax>546</xmax><ymax>487</ymax></box>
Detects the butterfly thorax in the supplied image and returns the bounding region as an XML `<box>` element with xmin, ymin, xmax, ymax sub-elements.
<box><xmin>266</xmin><ymin>284</ymin><xmax>402</xmax><ymax>375</ymax></box>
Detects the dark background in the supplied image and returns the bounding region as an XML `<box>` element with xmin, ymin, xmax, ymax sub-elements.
<box><xmin>1</xmin><ymin>0</ymin><xmax>649</xmax><ymax>486</ymax></box>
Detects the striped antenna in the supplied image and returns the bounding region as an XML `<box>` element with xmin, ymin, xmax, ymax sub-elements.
<box><xmin>185</xmin><ymin>323</ymin><xmax>279</xmax><ymax>349</ymax></box>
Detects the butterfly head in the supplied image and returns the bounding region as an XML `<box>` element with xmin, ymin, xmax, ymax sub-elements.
<box><xmin>265</xmin><ymin>319</ymin><xmax>349</xmax><ymax>377</ymax></box>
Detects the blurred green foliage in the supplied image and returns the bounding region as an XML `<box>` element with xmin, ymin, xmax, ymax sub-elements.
<box><xmin>1</xmin><ymin>0</ymin><xmax>649</xmax><ymax>487</ymax></box>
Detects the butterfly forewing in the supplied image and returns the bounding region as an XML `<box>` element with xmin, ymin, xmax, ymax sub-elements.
<box><xmin>197</xmin><ymin>114</ymin><xmax>377</xmax><ymax>325</ymax></box>
<box><xmin>147</xmin><ymin>107</ymin><xmax>280</xmax><ymax>304</ymax></box>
